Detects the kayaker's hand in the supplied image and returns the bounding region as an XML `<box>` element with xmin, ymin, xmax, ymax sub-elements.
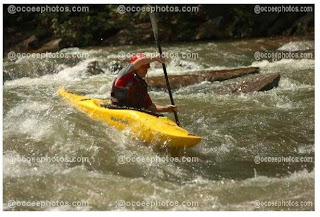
<box><xmin>152</xmin><ymin>56</ymin><xmax>166</xmax><ymax>64</ymax></box>
<box><xmin>166</xmin><ymin>105</ymin><xmax>177</xmax><ymax>112</ymax></box>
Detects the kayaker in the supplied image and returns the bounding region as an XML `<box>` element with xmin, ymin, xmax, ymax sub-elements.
<box><xmin>111</xmin><ymin>53</ymin><xmax>177</xmax><ymax>113</ymax></box>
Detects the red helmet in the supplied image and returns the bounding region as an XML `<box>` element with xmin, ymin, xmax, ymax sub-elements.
<box><xmin>130</xmin><ymin>53</ymin><xmax>147</xmax><ymax>63</ymax></box>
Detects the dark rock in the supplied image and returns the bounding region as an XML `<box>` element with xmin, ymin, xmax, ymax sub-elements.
<box><xmin>217</xmin><ymin>72</ymin><xmax>281</xmax><ymax>94</ymax></box>
<box><xmin>35</xmin><ymin>38</ymin><xmax>62</xmax><ymax>53</ymax></box>
<box><xmin>18</xmin><ymin>35</ymin><xmax>39</xmax><ymax>51</ymax></box>
<box><xmin>146</xmin><ymin>67</ymin><xmax>259</xmax><ymax>89</ymax></box>
<box><xmin>108</xmin><ymin>60</ymin><xmax>124</xmax><ymax>73</ymax></box>
<box><xmin>86</xmin><ymin>61</ymin><xmax>104</xmax><ymax>75</ymax></box>
<box><xmin>258</xmin><ymin>73</ymin><xmax>281</xmax><ymax>91</ymax></box>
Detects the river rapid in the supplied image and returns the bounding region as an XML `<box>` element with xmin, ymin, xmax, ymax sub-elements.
<box><xmin>3</xmin><ymin>37</ymin><xmax>314</xmax><ymax>210</ymax></box>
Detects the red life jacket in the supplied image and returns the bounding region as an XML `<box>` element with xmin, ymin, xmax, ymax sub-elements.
<box><xmin>111</xmin><ymin>73</ymin><xmax>151</xmax><ymax>109</ymax></box>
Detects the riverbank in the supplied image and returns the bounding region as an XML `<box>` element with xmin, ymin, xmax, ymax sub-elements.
<box><xmin>4</xmin><ymin>5</ymin><xmax>314</xmax><ymax>55</ymax></box>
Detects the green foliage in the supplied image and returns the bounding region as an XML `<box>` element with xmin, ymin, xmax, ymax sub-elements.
<box><xmin>36</xmin><ymin>5</ymin><xmax>131</xmax><ymax>46</ymax></box>
<box><xmin>4</xmin><ymin>4</ymin><xmax>313</xmax><ymax>49</ymax></box>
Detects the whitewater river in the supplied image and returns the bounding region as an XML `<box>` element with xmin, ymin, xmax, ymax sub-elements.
<box><xmin>3</xmin><ymin>37</ymin><xmax>314</xmax><ymax>210</ymax></box>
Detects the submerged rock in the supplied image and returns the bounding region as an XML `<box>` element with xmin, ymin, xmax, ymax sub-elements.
<box><xmin>108</xmin><ymin>60</ymin><xmax>124</xmax><ymax>73</ymax></box>
<box><xmin>87</xmin><ymin>61</ymin><xmax>104</xmax><ymax>75</ymax></box>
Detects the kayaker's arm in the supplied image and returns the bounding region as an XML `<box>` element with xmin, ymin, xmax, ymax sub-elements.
<box><xmin>132</xmin><ymin>56</ymin><xmax>165</xmax><ymax>70</ymax></box>
<box><xmin>116</xmin><ymin>56</ymin><xmax>165</xmax><ymax>79</ymax></box>
<box><xmin>147</xmin><ymin>103</ymin><xmax>177</xmax><ymax>113</ymax></box>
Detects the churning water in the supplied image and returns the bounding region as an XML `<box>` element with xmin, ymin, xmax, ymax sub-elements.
<box><xmin>3</xmin><ymin>37</ymin><xmax>314</xmax><ymax>210</ymax></box>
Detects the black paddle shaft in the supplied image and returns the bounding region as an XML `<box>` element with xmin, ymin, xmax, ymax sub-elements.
<box><xmin>149</xmin><ymin>13</ymin><xmax>181</xmax><ymax>126</ymax></box>
<box><xmin>157</xmin><ymin>45</ymin><xmax>181</xmax><ymax>126</ymax></box>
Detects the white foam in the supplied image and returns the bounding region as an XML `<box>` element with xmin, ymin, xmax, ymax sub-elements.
<box><xmin>4</xmin><ymin>58</ymin><xmax>99</xmax><ymax>88</ymax></box>
<box><xmin>4</xmin><ymin>101</ymin><xmax>54</xmax><ymax>141</ymax></box>
<box><xmin>297</xmin><ymin>145</ymin><xmax>314</xmax><ymax>154</ymax></box>
<box><xmin>3</xmin><ymin>151</ymin><xmax>64</xmax><ymax>178</ymax></box>
<box><xmin>5</xmin><ymin>101</ymin><xmax>51</xmax><ymax>118</ymax></box>
<box><xmin>279</xmin><ymin>77</ymin><xmax>314</xmax><ymax>91</ymax></box>
<box><xmin>278</xmin><ymin>41</ymin><xmax>314</xmax><ymax>52</ymax></box>
<box><xmin>251</xmin><ymin>59</ymin><xmax>314</xmax><ymax>72</ymax></box>
<box><xmin>189</xmin><ymin>169</ymin><xmax>314</xmax><ymax>188</ymax></box>
<box><xmin>147</xmin><ymin>60</ymin><xmax>204</xmax><ymax>76</ymax></box>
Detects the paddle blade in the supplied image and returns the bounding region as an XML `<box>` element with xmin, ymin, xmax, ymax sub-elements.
<box><xmin>149</xmin><ymin>12</ymin><xmax>159</xmax><ymax>42</ymax></box>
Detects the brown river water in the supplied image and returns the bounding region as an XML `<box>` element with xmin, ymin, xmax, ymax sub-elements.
<box><xmin>3</xmin><ymin>36</ymin><xmax>314</xmax><ymax>210</ymax></box>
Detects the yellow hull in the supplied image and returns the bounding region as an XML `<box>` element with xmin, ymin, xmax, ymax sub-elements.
<box><xmin>58</xmin><ymin>88</ymin><xmax>202</xmax><ymax>148</ymax></box>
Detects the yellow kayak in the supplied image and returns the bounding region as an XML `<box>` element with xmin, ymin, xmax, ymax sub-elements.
<box><xmin>58</xmin><ymin>88</ymin><xmax>202</xmax><ymax>148</ymax></box>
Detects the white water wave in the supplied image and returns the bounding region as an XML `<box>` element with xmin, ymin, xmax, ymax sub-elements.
<box><xmin>251</xmin><ymin>59</ymin><xmax>314</xmax><ymax>72</ymax></box>
<box><xmin>277</xmin><ymin>41</ymin><xmax>314</xmax><ymax>52</ymax></box>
